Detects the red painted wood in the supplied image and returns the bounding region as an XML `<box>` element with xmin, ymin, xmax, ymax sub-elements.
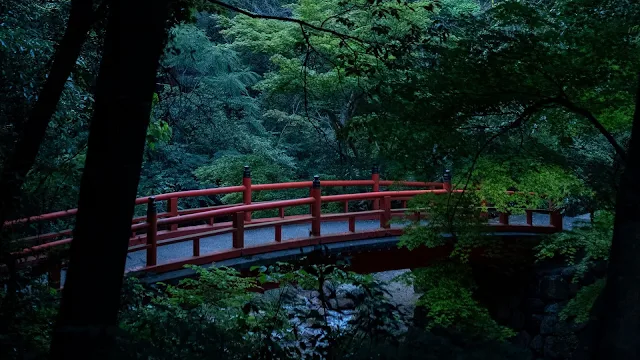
<box><xmin>167</xmin><ymin>197</ymin><xmax>178</xmax><ymax>231</ymax></box>
<box><xmin>349</xmin><ymin>216</ymin><xmax>356</xmax><ymax>232</ymax></box>
<box><xmin>156</xmin><ymin>198</ymin><xmax>314</xmax><ymax>227</ymax></box>
<box><xmin>378</xmin><ymin>180</ymin><xmax>443</xmax><ymax>188</ymax></box>
<box><xmin>136</xmin><ymin>185</ymin><xmax>246</xmax><ymax>204</ymax></box>
<box><xmin>147</xmin><ymin>202</ymin><xmax>158</xmax><ymax>267</ymax></box>
<box><xmin>526</xmin><ymin>210</ymin><xmax>533</xmax><ymax>225</ymax></box>
<box><xmin>243</xmin><ymin>176</ymin><xmax>252</xmax><ymax>222</ymax></box>
<box><xmin>233</xmin><ymin>212</ymin><xmax>244</xmax><ymax>248</ymax></box>
<box><xmin>550</xmin><ymin>210</ymin><xmax>563</xmax><ymax>231</ymax></box>
<box><xmin>193</xmin><ymin>238</ymin><xmax>200</xmax><ymax>257</ymax></box>
<box><xmin>381</xmin><ymin>196</ymin><xmax>391</xmax><ymax>229</ymax></box>
<box><xmin>372</xmin><ymin>172</ymin><xmax>380</xmax><ymax>210</ymax></box>
<box><xmin>275</xmin><ymin>225</ymin><xmax>282</xmax><ymax>242</ymax></box>
<box><xmin>311</xmin><ymin>186</ymin><xmax>321</xmax><ymax>236</ymax></box>
<box><xmin>499</xmin><ymin>212</ymin><xmax>509</xmax><ymax>225</ymax></box>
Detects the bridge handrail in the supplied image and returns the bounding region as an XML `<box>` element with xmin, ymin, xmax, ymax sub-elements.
<box><xmin>4</xmin><ymin>175</ymin><xmax>443</xmax><ymax>227</ymax></box>
<box><xmin>5</xmin><ymin>168</ymin><xmax>568</xmax><ymax>286</ymax></box>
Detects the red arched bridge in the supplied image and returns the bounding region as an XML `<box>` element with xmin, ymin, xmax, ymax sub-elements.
<box><xmin>3</xmin><ymin>167</ymin><xmax>572</xmax><ymax>285</ymax></box>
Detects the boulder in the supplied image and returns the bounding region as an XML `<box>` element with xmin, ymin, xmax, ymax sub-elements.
<box><xmin>540</xmin><ymin>276</ymin><xmax>570</xmax><ymax>301</ymax></box>
<box><xmin>529</xmin><ymin>335</ymin><xmax>544</xmax><ymax>353</ymax></box>
<box><xmin>336</xmin><ymin>297</ymin><xmax>356</xmax><ymax>310</ymax></box>
<box><xmin>544</xmin><ymin>334</ymin><xmax>578</xmax><ymax>359</ymax></box>
<box><xmin>544</xmin><ymin>303</ymin><xmax>562</xmax><ymax>314</ymax></box>
<box><xmin>336</xmin><ymin>283</ymin><xmax>365</xmax><ymax>303</ymax></box>
<box><xmin>322</xmin><ymin>282</ymin><xmax>337</xmax><ymax>299</ymax></box>
<box><xmin>540</xmin><ymin>315</ymin><xmax>558</xmax><ymax>335</ymax></box>
<box><xmin>526</xmin><ymin>314</ymin><xmax>544</xmax><ymax>335</ymax></box>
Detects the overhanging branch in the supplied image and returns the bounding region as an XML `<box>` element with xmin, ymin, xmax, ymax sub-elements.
<box><xmin>207</xmin><ymin>0</ymin><xmax>366</xmax><ymax>44</ymax></box>
<box><xmin>552</xmin><ymin>98</ymin><xmax>628</xmax><ymax>163</ymax></box>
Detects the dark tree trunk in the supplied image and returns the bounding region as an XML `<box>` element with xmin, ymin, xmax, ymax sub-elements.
<box><xmin>591</xmin><ymin>74</ymin><xmax>640</xmax><ymax>359</ymax></box>
<box><xmin>0</xmin><ymin>0</ymin><xmax>99</xmax><ymax>230</ymax></box>
<box><xmin>49</xmin><ymin>0</ymin><xmax>170</xmax><ymax>359</ymax></box>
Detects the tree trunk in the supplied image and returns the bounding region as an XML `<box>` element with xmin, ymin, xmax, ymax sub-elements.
<box><xmin>48</xmin><ymin>0</ymin><xmax>170</xmax><ymax>359</ymax></box>
<box><xmin>0</xmin><ymin>0</ymin><xmax>98</xmax><ymax>229</ymax></box>
<box><xmin>592</xmin><ymin>74</ymin><xmax>640</xmax><ymax>359</ymax></box>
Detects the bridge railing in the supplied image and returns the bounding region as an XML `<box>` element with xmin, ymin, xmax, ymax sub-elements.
<box><xmin>3</xmin><ymin>167</ymin><xmax>564</xmax><ymax>282</ymax></box>
<box><xmin>2</xmin><ymin>166</ymin><xmax>442</xmax><ymax>251</ymax></box>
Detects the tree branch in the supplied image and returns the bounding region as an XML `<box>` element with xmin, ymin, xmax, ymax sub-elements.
<box><xmin>207</xmin><ymin>0</ymin><xmax>366</xmax><ymax>43</ymax></box>
<box><xmin>552</xmin><ymin>98</ymin><xmax>628</xmax><ymax>163</ymax></box>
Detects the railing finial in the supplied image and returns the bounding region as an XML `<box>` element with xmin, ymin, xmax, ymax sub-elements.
<box><xmin>243</xmin><ymin>165</ymin><xmax>251</xmax><ymax>178</ymax></box>
<box><xmin>147</xmin><ymin>196</ymin><xmax>157</xmax><ymax>215</ymax></box>
<box><xmin>313</xmin><ymin>175</ymin><xmax>321</xmax><ymax>188</ymax></box>
<box><xmin>443</xmin><ymin>169</ymin><xmax>451</xmax><ymax>183</ymax></box>
<box><xmin>372</xmin><ymin>165</ymin><xmax>379</xmax><ymax>174</ymax></box>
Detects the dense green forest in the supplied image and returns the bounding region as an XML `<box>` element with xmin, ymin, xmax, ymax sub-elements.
<box><xmin>1</xmin><ymin>0</ymin><xmax>639</xmax><ymax>359</ymax></box>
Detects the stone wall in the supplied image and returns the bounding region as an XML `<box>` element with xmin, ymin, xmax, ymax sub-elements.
<box><xmin>472</xmin><ymin>260</ymin><xmax>606</xmax><ymax>360</ymax></box>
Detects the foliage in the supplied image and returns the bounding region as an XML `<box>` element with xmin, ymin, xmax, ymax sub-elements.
<box><xmin>0</xmin><ymin>272</ymin><xmax>60</xmax><ymax>360</ymax></box>
<box><xmin>559</xmin><ymin>278</ymin><xmax>606</xmax><ymax>324</ymax></box>
<box><xmin>399</xmin><ymin>262</ymin><xmax>515</xmax><ymax>341</ymax></box>
<box><xmin>536</xmin><ymin>211</ymin><xmax>613</xmax><ymax>281</ymax></box>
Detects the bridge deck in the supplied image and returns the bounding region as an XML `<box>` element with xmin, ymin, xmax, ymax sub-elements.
<box><xmin>124</xmin><ymin>213</ymin><xmax>590</xmax><ymax>272</ymax></box>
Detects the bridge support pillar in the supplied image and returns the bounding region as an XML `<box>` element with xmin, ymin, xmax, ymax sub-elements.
<box><xmin>372</xmin><ymin>165</ymin><xmax>380</xmax><ymax>210</ymax></box>
<box><xmin>311</xmin><ymin>176</ymin><xmax>321</xmax><ymax>236</ymax></box>
<box><xmin>243</xmin><ymin>165</ymin><xmax>252</xmax><ymax>222</ymax></box>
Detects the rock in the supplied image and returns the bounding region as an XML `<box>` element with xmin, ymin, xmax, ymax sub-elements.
<box><xmin>323</xmin><ymin>282</ymin><xmax>336</xmax><ymax>299</ymax></box>
<box><xmin>544</xmin><ymin>334</ymin><xmax>578</xmax><ymax>359</ymax></box>
<box><xmin>544</xmin><ymin>303</ymin><xmax>562</xmax><ymax>314</ymax></box>
<box><xmin>560</xmin><ymin>266</ymin><xmax>577</xmax><ymax>280</ymax></box>
<box><xmin>540</xmin><ymin>315</ymin><xmax>558</xmax><ymax>335</ymax></box>
<box><xmin>336</xmin><ymin>297</ymin><xmax>356</xmax><ymax>310</ymax></box>
<box><xmin>526</xmin><ymin>314</ymin><xmax>544</xmax><ymax>335</ymax></box>
<box><xmin>327</xmin><ymin>298</ymin><xmax>338</xmax><ymax>310</ymax></box>
<box><xmin>336</xmin><ymin>283</ymin><xmax>365</xmax><ymax>302</ymax></box>
<box><xmin>540</xmin><ymin>276</ymin><xmax>570</xmax><ymax>301</ymax></box>
<box><xmin>530</xmin><ymin>335</ymin><xmax>544</xmax><ymax>353</ymax></box>
<box><xmin>525</xmin><ymin>298</ymin><xmax>546</xmax><ymax>313</ymax></box>
<box><xmin>512</xmin><ymin>330</ymin><xmax>532</xmax><ymax>348</ymax></box>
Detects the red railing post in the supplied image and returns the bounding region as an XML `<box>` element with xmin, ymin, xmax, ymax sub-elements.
<box><xmin>193</xmin><ymin>238</ymin><xmax>200</xmax><ymax>257</ymax></box>
<box><xmin>167</xmin><ymin>197</ymin><xmax>178</xmax><ymax>231</ymax></box>
<box><xmin>233</xmin><ymin>211</ymin><xmax>245</xmax><ymax>248</ymax></box>
<box><xmin>480</xmin><ymin>199</ymin><xmax>488</xmax><ymax>219</ymax></box>
<box><xmin>526</xmin><ymin>210</ymin><xmax>533</xmax><ymax>226</ymax></box>
<box><xmin>380</xmin><ymin>196</ymin><xmax>391</xmax><ymax>229</ymax></box>
<box><xmin>550</xmin><ymin>209</ymin><xmax>563</xmax><ymax>231</ymax></box>
<box><xmin>499</xmin><ymin>211</ymin><xmax>510</xmax><ymax>225</ymax></box>
<box><xmin>311</xmin><ymin>175</ymin><xmax>321</xmax><ymax>236</ymax></box>
<box><xmin>243</xmin><ymin>165</ymin><xmax>252</xmax><ymax>222</ymax></box>
<box><xmin>146</xmin><ymin>196</ymin><xmax>158</xmax><ymax>267</ymax></box>
<box><xmin>372</xmin><ymin>165</ymin><xmax>380</xmax><ymax>210</ymax></box>
<box><xmin>443</xmin><ymin>169</ymin><xmax>452</xmax><ymax>192</ymax></box>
